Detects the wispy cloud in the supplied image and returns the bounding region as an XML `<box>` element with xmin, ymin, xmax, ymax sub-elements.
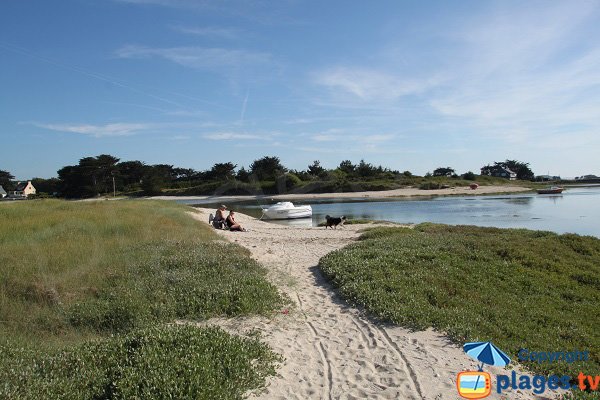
<box><xmin>169</xmin><ymin>135</ymin><xmax>191</xmax><ymax>141</ymax></box>
<box><xmin>31</xmin><ymin>122</ymin><xmax>152</xmax><ymax>137</ymax></box>
<box><xmin>310</xmin><ymin>129</ymin><xmax>396</xmax><ymax>144</ymax></box>
<box><xmin>171</xmin><ymin>25</ymin><xmax>240</xmax><ymax>39</ymax></box>
<box><xmin>115</xmin><ymin>45</ymin><xmax>271</xmax><ymax>70</ymax></box>
<box><xmin>114</xmin><ymin>0</ymin><xmax>205</xmax><ymax>7</ymax></box>
<box><xmin>429</xmin><ymin>2</ymin><xmax>600</xmax><ymax>141</ymax></box>
<box><xmin>311</xmin><ymin>1</ymin><xmax>600</xmax><ymax>158</ymax></box>
<box><xmin>202</xmin><ymin>132</ymin><xmax>266</xmax><ymax>141</ymax></box>
<box><xmin>314</xmin><ymin>67</ymin><xmax>437</xmax><ymax>101</ymax></box>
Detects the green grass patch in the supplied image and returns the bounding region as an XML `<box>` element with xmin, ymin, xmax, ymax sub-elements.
<box><xmin>319</xmin><ymin>223</ymin><xmax>600</xmax><ymax>395</ymax></box>
<box><xmin>0</xmin><ymin>324</ymin><xmax>281</xmax><ymax>399</ymax></box>
<box><xmin>0</xmin><ymin>200</ymin><xmax>284</xmax><ymax>343</ymax></box>
<box><xmin>0</xmin><ymin>200</ymin><xmax>285</xmax><ymax>397</ymax></box>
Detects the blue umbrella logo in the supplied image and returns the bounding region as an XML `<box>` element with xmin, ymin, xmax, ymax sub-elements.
<box><xmin>463</xmin><ymin>341</ymin><xmax>511</xmax><ymax>396</ymax></box>
<box><xmin>464</xmin><ymin>341</ymin><xmax>511</xmax><ymax>370</ymax></box>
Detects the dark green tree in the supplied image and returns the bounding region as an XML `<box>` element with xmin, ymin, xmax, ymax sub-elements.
<box><xmin>0</xmin><ymin>170</ymin><xmax>14</xmax><ymax>190</ymax></box>
<box><xmin>307</xmin><ymin>160</ymin><xmax>326</xmax><ymax>178</ymax></box>
<box><xmin>57</xmin><ymin>155</ymin><xmax>119</xmax><ymax>197</ymax></box>
<box><xmin>433</xmin><ymin>167</ymin><xmax>455</xmax><ymax>177</ymax></box>
<box><xmin>356</xmin><ymin>159</ymin><xmax>380</xmax><ymax>178</ymax></box>
<box><xmin>206</xmin><ymin>163</ymin><xmax>237</xmax><ymax>181</ymax></box>
<box><xmin>250</xmin><ymin>156</ymin><xmax>287</xmax><ymax>181</ymax></box>
<box><xmin>236</xmin><ymin>167</ymin><xmax>251</xmax><ymax>182</ymax></box>
<box><xmin>139</xmin><ymin>164</ymin><xmax>175</xmax><ymax>195</ymax></box>
<box><xmin>118</xmin><ymin>161</ymin><xmax>146</xmax><ymax>186</ymax></box>
<box><xmin>31</xmin><ymin>178</ymin><xmax>60</xmax><ymax>195</ymax></box>
<box><xmin>57</xmin><ymin>165</ymin><xmax>88</xmax><ymax>197</ymax></box>
<box><xmin>173</xmin><ymin>168</ymin><xmax>197</xmax><ymax>181</ymax></box>
<box><xmin>462</xmin><ymin>171</ymin><xmax>477</xmax><ymax>180</ymax></box>
<box><xmin>502</xmin><ymin>160</ymin><xmax>534</xmax><ymax>180</ymax></box>
<box><xmin>481</xmin><ymin>160</ymin><xmax>534</xmax><ymax>180</ymax></box>
<box><xmin>338</xmin><ymin>160</ymin><xmax>355</xmax><ymax>175</ymax></box>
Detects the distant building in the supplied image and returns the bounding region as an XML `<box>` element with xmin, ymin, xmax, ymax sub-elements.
<box><xmin>536</xmin><ymin>175</ymin><xmax>561</xmax><ymax>182</ymax></box>
<box><xmin>491</xmin><ymin>167</ymin><xmax>517</xmax><ymax>180</ymax></box>
<box><xmin>0</xmin><ymin>185</ymin><xmax>6</xmax><ymax>198</ymax></box>
<box><xmin>576</xmin><ymin>174</ymin><xmax>599</xmax><ymax>180</ymax></box>
<box><xmin>11</xmin><ymin>181</ymin><xmax>36</xmax><ymax>198</ymax></box>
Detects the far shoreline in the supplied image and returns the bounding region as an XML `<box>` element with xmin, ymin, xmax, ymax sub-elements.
<box><xmin>148</xmin><ymin>184</ymin><xmax>533</xmax><ymax>204</ymax></box>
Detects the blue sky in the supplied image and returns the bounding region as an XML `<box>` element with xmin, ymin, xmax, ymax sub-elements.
<box><xmin>2</xmin><ymin>0</ymin><xmax>599</xmax><ymax>179</ymax></box>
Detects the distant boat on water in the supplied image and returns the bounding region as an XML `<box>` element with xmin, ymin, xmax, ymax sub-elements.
<box><xmin>537</xmin><ymin>186</ymin><xmax>564</xmax><ymax>194</ymax></box>
<box><xmin>262</xmin><ymin>202</ymin><xmax>312</xmax><ymax>220</ymax></box>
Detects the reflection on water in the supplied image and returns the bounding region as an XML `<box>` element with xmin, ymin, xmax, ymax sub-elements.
<box><xmin>265</xmin><ymin>218</ymin><xmax>313</xmax><ymax>228</ymax></box>
<box><xmin>183</xmin><ymin>186</ymin><xmax>600</xmax><ymax>237</ymax></box>
<box><xmin>497</xmin><ymin>196</ymin><xmax>534</xmax><ymax>205</ymax></box>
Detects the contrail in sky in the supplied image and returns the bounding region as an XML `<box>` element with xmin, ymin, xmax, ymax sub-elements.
<box><xmin>0</xmin><ymin>41</ymin><xmax>185</xmax><ymax>109</ymax></box>
<box><xmin>240</xmin><ymin>89</ymin><xmax>249</xmax><ymax>124</ymax></box>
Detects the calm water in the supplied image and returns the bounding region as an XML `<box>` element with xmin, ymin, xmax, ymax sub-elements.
<box><xmin>182</xmin><ymin>185</ymin><xmax>600</xmax><ymax>237</ymax></box>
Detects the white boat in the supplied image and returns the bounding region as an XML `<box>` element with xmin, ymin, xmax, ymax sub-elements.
<box><xmin>262</xmin><ymin>202</ymin><xmax>312</xmax><ymax>220</ymax></box>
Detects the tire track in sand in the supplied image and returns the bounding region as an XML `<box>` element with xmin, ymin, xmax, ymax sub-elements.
<box><xmin>377</xmin><ymin>324</ymin><xmax>424</xmax><ymax>398</ymax></box>
<box><xmin>301</xmin><ymin>288</ymin><xmax>334</xmax><ymax>400</ymax></box>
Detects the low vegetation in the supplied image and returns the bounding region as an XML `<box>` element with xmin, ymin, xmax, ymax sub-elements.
<box><xmin>0</xmin><ymin>325</ymin><xmax>281</xmax><ymax>400</ymax></box>
<box><xmin>0</xmin><ymin>200</ymin><xmax>285</xmax><ymax>398</ymax></box>
<box><xmin>319</xmin><ymin>224</ymin><xmax>600</xmax><ymax>397</ymax></box>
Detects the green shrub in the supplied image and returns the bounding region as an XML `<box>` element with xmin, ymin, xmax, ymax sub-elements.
<box><xmin>0</xmin><ymin>325</ymin><xmax>281</xmax><ymax>400</ymax></box>
<box><xmin>319</xmin><ymin>224</ymin><xmax>600</xmax><ymax>396</ymax></box>
<box><xmin>419</xmin><ymin>182</ymin><xmax>442</xmax><ymax>190</ymax></box>
<box><xmin>279</xmin><ymin>172</ymin><xmax>302</xmax><ymax>191</ymax></box>
<box><xmin>462</xmin><ymin>171</ymin><xmax>477</xmax><ymax>180</ymax></box>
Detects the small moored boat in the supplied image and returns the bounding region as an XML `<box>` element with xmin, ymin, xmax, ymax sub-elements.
<box><xmin>262</xmin><ymin>202</ymin><xmax>312</xmax><ymax>220</ymax></box>
<box><xmin>537</xmin><ymin>186</ymin><xmax>564</xmax><ymax>194</ymax></box>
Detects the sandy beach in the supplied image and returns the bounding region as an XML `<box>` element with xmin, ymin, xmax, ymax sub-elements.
<box><xmin>188</xmin><ymin>209</ymin><xmax>552</xmax><ymax>400</ymax></box>
<box><xmin>152</xmin><ymin>184</ymin><xmax>532</xmax><ymax>203</ymax></box>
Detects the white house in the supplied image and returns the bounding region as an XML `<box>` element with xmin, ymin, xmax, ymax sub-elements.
<box><xmin>0</xmin><ymin>185</ymin><xmax>6</xmax><ymax>198</ymax></box>
<box><xmin>491</xmin><ymin>168</ymin><xmax>517</xmax><ymax>180</ymax></box>
<box><xmin>11</xmin><ymin>181</ymin><xmax>36</xmax><ymax>198</ymax></box>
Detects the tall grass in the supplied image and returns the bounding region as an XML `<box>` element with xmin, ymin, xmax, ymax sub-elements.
<box><xmin>0</xmin><ymin>200</ymin><xmax>284</xmax><ymax>398</ymax></box>
<box><xmin>319</xmin><ymin>224</ymin><xmax>600</xmax><ymax>398</ymax></box>
<box><xmin>0</xmin><ymin>200</ymin><xmax>284</xmax><ymax>344</ymax></box>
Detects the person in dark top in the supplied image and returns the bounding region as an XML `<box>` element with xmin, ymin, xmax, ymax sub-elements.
<box><xmin>226</xmin><ymin>210</ymin><xmax>246</xmax><ymax>231</ymax></box>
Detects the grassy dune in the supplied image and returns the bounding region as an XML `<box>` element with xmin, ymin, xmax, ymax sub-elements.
<box><xmin>0</xmin><ymin>200</ymin><xmax>284</xmax><ymax>398</ymax></box>
<box><xmin>319</xmin><ymin>224</ymin><xmax>600</xmax><ymax>398</ymax></box>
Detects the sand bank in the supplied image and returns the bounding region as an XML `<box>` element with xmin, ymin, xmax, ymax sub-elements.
<box><xmin>187</xmin><ymin>209</ymin><xmax>553</xmax><ymax>399</ymax></box>
<box><xmin>152</xmin><ymin>184</ymin><xmax>532</xmax><ymax>203</ymax></box>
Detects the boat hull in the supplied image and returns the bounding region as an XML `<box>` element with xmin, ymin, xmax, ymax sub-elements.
<box><xmin>262</xmin><ymin>204</ymin><xmax>312</xmax><ymax>220</ymax></box>
<box><xmin>537</xmin><ymin>187</ymin><xmax>564</xmax><ymax>194</ymax></box>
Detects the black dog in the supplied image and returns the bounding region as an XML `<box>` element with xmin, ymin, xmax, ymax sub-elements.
<box><xmin>325</xmin><ymin>215</ymin><xmax>346</xmax><ymax>229</ymax></box>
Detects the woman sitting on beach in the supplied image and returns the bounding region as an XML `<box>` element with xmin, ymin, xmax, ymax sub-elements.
<box><xmin>216</xmin><ymin>205</ymin><xmax>227</xmax><ymax>221</ymax></box>
<box><xmin>211</xmin><ymin>205</ymin><xmax>227</xmax><ymax>229</ymax></box>
<box><xmin>226</xmin><ymin>210</ymin><xmax>246</xmax><ymax>232</ymax></box>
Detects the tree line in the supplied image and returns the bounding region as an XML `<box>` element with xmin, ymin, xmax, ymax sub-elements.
<box><xmin>1</xmin><ymin>156</ymin><xmax>535</xmax><ymax>198</ymax></box>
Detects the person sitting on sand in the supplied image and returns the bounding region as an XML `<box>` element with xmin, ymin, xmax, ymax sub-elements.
<box><xmin>212</xmin><ymin>205</ymin><xmax>227</xmax><ymax>229</ymax></box>
<box><xmin>226</xmin><ymin>210</ymin><xmax>246</xmax><ymax>232</ymax></box>
<box><xmin>216</xmin><ymin>205</ymin><xmax>227</xmax><ymax>220</ymax></box>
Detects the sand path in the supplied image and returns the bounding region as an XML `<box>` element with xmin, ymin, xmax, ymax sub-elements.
<box><xmin>189</xmin><ymin>209</ymin><xmax>553</xmax><ymax>400</ymax></box>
